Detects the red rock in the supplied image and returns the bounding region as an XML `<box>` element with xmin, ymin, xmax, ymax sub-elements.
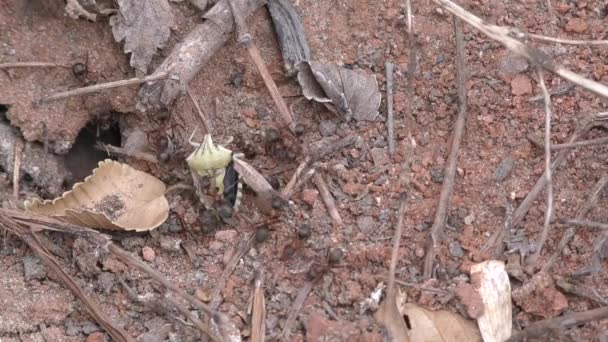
<box><xmin>342</xmin><ymin>181</ymin><xmax>363</xmax><ymax>196</ymax></box>
<box><xmin>455</xmin><ymin>283</ymin><xmax>484</xmax><ymax>319</ymax></box>
<box><xmin>142</xmin><ymin>246</ymin><xmax>155</xmax><ymax>262</ymax></box>
<box><xmin>565</xmin><ymin>18</ymin><xmax>588</xmax><ymax>33</ymax></box>
<box><xmin>556</xmin><ymin>2</ymin><xmax>570</xmax><ymax>13</ymax></box>
<box><xmin>510</xmin><ymin>75</ymin><xmax>533</xmax><ymax>96</ymax></box>
<box><xmin>101</xmin><ymin>256</ymin><xmax>128</xmax><ymax>273</ymax></box>
<box><xmin>214</xmin><ymin>229</ymin><xmax>238</xmax><ymax>243</ymax></box>
<box><xmin>86</xmin><ymin>332</ymin><xmax>105</xmax><ymax>342</ymax></box>
<box><xmin>301</xmin><ymin>188</ymin><xmax>319</xmax><ymax>206</ymax></box>
<box><xmin>512</xmin><ymin>272</ymin><xmax>568</xmax><ymax>318</ymax></box>
<box><xmin>306</xmin><ymin>313</ymin><xmax>331</xmax><ymax>342</ymax></box>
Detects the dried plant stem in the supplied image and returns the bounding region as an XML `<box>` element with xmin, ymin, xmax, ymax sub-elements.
<box><xmin>386</xmin><ymin>62</ymin><xmax>395</xmax><ymax>155</ymax></box>
<box><xmin>39</xmin><ymin>72</ymin><xmax>169</xmax><ymax>103</ymax></box>
<box><xmin>432</xmin><ymin>0</ymin><xmax>608</xmax><ymax>99</ymax></box>
<box><xmin>12</xmin><ymin>139</ymin><xmax>23</xmax><ymax>201</ymax></box>
<box><xmin>525</xmin><ymin>68</ymin><xmax>553</xmax><ymax>271</ymax></box>
<box><xmin>250</xmin><ymin>268</ymin><xmax>266</xmax><ymax>342</ymax></box>
<box><xmin>529</xmin><ymin>33</ymin><xmax>608</xmax><ymax>46</ymax></box>
<box><xmin>313</xmin><ymin>172</ymin><xmax>342</xmax><ymax>226</ymax></box>
<box><xmin>564</xmin><ymin>219</ymin><xmax>608</xmax><ymax>230</ymax></box>
<box><xmin>165</xmin><ymin>295</ymin><xmax>221</xmax><ymax>342</ymax></box>
<box><xmin>551</xmin><ymin>136</ymin><xmax>608</xmax><ymax>150</ymax></box>
<box><xmin>96</xmin><ymin>143</ymin><xmax>159</xmax><ymax>163</ymax></box>
<box><xmin>507</xmin><ymin>306</ymin><xmax>608</xmax><ymax>341</ymax></box>
<box><xmin>387</xmin><ymin>193</ymin><xmax>409</xmax><ymax>297</ymax></box>
<box><xmin>543</xmin><ymin>176</ymin><xmax>608</xmax><ymax>272</ymax></box>
<box><xmin>423</xmin><ymin>17</ymin><xmax>467</xmax><ymax>278</ymax></box>
<box><xmin>184</xmin><ymin>85</ymin><xmax>213</xmax><ymax>134</ymax></box>
<box><xmin>278</xmin><ymin>281</ymin><xmax>313</xmax><ymax>341</ymax></box>
<box><xmin>404</xmin><ymin>0</ymin><xmax>416</xmax><ymax>147</ymax></box>
<box><xmin>0</xmin><ymin>62</ymin><xmax>67</xmax><ymax>69</ymax></box>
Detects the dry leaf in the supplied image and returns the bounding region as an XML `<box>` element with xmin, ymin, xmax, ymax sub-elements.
<box><xmin>297</xmin><ymin>61</ymin><xmax>381</xmax><ymax>121</ymax></box>
<box><xmin>25</xmin><ymin>159</ymin><xmax>169</xmax><ymax>231</ymax></box>
<box><xmin>110</xmin><ymin>0</ymin><xmax>174</xmax><ymax>75</ymax></box>
<box><xmin>376</xmin><ymin>288</ymin><xmax>411</xmax><ymax>342</ymax></box>
<box><xmin>404</xmin><ymin>303</ymin><xmax>482</xmax><ymax>342</ymax></box>
<box><xmin>471</xmin><ymin>261</ymin><xmax>512</xmax><ymax>342</ymax></box>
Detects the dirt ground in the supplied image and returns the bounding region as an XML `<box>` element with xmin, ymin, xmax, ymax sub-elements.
<box><xmin>1</xmin><ymin>0</ymin><xmax>608</xmax><ymax>341</ymax></box>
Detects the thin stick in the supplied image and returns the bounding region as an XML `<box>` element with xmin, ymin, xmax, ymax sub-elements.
<box><xmin>507</xmin><ymin>307</ymin><xmax>608</xmax><ymax>341</ymax></box>
<box><xmin>555</xmin><ymin>278</ymin><xmax>608</xmax><ymax>305</ymax></box>
<box><xmin>529</xmin><ymin>33</ymin><xmax>608</xmax><ymax>46</ymax></box>
<box><xmin>423</xmin><ymin>17</ymin><xmax>467</xmax><ymax>278</ymax></box>
<box><xmin>564</xmin><ymin>219</ymin><xmax>608</xmax><ymax>230</ymax></box>
<box><xmin>165</xmin><ymin>295</ymin><xmax>222</xmax><ymax>342</ymax></box>
<box><xmin>387</xmin><ymin>193</ymin><xmax>410</xmax><ymax>297</ymax></box>
<box><xmin>12</xmin><ymin>139</ymin><xmax>23</xmax><ymax>201</ymax></box>
<box><xmin>184</xmin><ymin>85</ymin><xmax>213</xmax><ymax>134</ymax></box>
<box><xmin>386</xmin><ymin>62</ymin><xmax>395</xmax><ymax>156</ymax></box>
<box><xmin>0</xmin><ymin>62</ymin><xmax>67</xmax><ymax>69</ymax></box>
<box><xmin>250</xmin><ymin>268</ymin><xmax>266</xmax><ymax>342</ymax></box>
<box><xmin>393</xmin><ymin>278</ymin><xmax>451</xmax><ymax>295</ymax></box>
<box><xmin>95</xmin><ymin>143</ymin><xmax>159</xmax><ymax>163</ymax></box>
<box><xmin>313</xmin><ymin>172</ymin><xmax>342</xmax><ymax>226</ymax></box>
<box><xmin>551</xmin><ymin>136</ymin><xmax>608</xmax><ymax>150</ymax></box>
<box><xmin>227</xmin><ymin>0</ymin><xmax>295</xmax><ymax>132</ymax></box>
<box><xmin>277</xmin><ymin>281</ymin><xmax>313</xmax><ymax>341</ymax></box>
<box><xmin>526</xmin><ymin>68</ymin><xmax>554</xmax><ymax>271</ymax></box>
<box><xmin>404</xmin><ymin>0</ymin><xmax>416</xmax><ymax>147</ymax></box>
<box><xmin>433</xmin><ymin>0</ymin><xmax>608</xmax><ymax>99</ymax></box>
<box><xmin>543</xmin><ymin>176</ymin><xmax>608</xmax><ymax>272</ymax></box>
<box><xmin>39</xmin><ymin>72</ymin><xmax>169</xmax><ymax>103</ymax></box>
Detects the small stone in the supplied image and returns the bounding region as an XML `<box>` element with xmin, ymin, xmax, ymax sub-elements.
<box><xmin>449</xmin><ymin>241</ymin><xmax>464</xmax><ymax>257</ymax></box>
<box><xmin>431</xmin><ymin>167</ymin><xmax>444</xmax><ymax>183</ymax></box>
<box><xmin>298</xmin><ymin>223</ymin><xmax>312</xmax><ymax>239</ymax></box>
<box><xmin>374</xmin><ymin>175</ymin><xmax>388</xmax><ymax>186</ymax></box>
<box><xmin>255</xmin><ymin>228</ymin><xmax>270</xmax><ymax>243</ymax></box>
<box><xmin>511</xmin><ymin>75</ymin><xmax>533</xmax><ymax>95</ymax></box>
<box><xmin>96</xmin><ymin>272</ymin><xmax>115</xmax><ymax>294</ymax></box>
<box><xmin>500</xmin><ymin>53</ymin><xmax>529</xmax><ymax>74</ymax></box>
<box><xmin>342</xmin><ymin>181</ymin><xmax>363</xmax><ymax>196</ymax></box>
<box><xmin>464</xmin><ymin>214</ymin><xmax>475</xmax><ymax>225</ymax></box>
<box><xmin>415</xmin><ymin>222</ymin><xmax>430</xmax><ymax>231</ymax></box>
<box><xmin>81</xmin><ymin>321</ymin><xmax>100</xmax><ymax>334</ymax></box>
<box><xmin>301</xmin><ymin>189</ymin><xmax>319</xmax><ymax>206</ymax></box>
<box><xmin>215</xmin><ymin>229</ymin><xmax>238</xmax><ymax>243</ymax></box>
<box><xmin>86</xmin><ymin>332</ymin><xmax>105</xmax><ymax>342</ymax></box>
<box><xmin>357</xmin><ymin>216</ymin><xmax>376</xmax><ymax>233</ymax></box>
<box><xmin>159</xmin><ymin>236</ymin><xmax>182</xmax><ymax>252</ymax></box>
<box><xmin>23</xmin><ymin>254</ymin><xmax>47</xmax><ymax>281</ymax></box>
<box><xmin>495</xmin><ymin>156</ymin><xmax>514</xmax><ymax>181</ymax></box>
<box><xmin>370</xmin><ymin>148</ymin><xmax>390</xmax><ymax>167</ymax></box>
<box><xmin>142</xmin><ymin>246</ymin><xmax>156</xmax><ymax>262</ymax></box>
<box><xmin>565</xmin><ymin>18</ymin><xmax>588</xmax><ymax>33</ymax></box>
<box><xmin>319</xmin><ymin>120</ymin><xmax>337</xmax><ymax>137</ymax></box>
<box><xmin>121</xmin><ymin>237</ymin><xmax>145</xmax><ymax>250</ymax></box>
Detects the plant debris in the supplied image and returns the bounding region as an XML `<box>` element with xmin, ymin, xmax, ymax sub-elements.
<box><xmin>297</xmin><ymin>61</ymin><xmax>381</xmax><ymax>121</ymax></box>
<box><xmin>110</xmin><ymin>0</ymin><xmax>174</xmax><ymax>76</ymax></box>
<box><xmin>267</xmin><ymin>0</ymin><xmax>311</xmax><ymax>75</ymax></box>
<box><xmin>403</xmin><ymin>303</ymin><xmax>482</xmax><ymax>342</ymax></box>
<box><xmin>24</xmin><ymin>159</ymin><xmax>169</xmax><ymax>231</ymax></box>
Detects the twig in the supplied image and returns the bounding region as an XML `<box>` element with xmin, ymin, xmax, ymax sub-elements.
<box><xmin>525</xmin><ymin>67</ymin><xmax>554</xmax><ymax>271</ymax></box>
<box><xmin>184</xmin><ymin>85</ymin><xmax>214</xmax><ymax>134</ymax></box>
<box><xmin>507</xmin><ymin>307</ymin><xmax>608</xmax><ymax>341</ymax></box>
<box><xmin>423</xmin><ymin>17</ymin><xmax>467</xmax><ymax>278</ymax></box>
<box><xmin>393</xmin><ymin>278</ymin><xmax>451</xmax><ymax>295</ymax></box>
<box><xmin>282</xmin><ymin>157</ymin><xmax>312</xmax><ymax>198</ymax></box>
<box><xmin>277</xmin><ymin>280</ymin><xmax>313</xmax><ymax>340</ymax></box>
<box><xmin>387</xmin><ymin>193</ymin><xmax>409</xmax><ymax>299</ymax></box>
<box><xmin>0</xmin><ymin>62</ymin><xmax>67</xmax><ymax>69</ymax></box>
<box><xmin>404</xmin><ymin>0</ymin><xmax>416</xmax><ymax>147</ymax></box>
<box><xmin>0</xmin><ymin>214</ymin><xmax>133</xmax><ymax>342</ymax></box>
<box><xmin>528</xmin><ymin>83</ymin><xmax>575</xmax><ymax>103</ymax></box>
<box><xmin>313</xmin><ymin>172</ymin><xmax>342</xmax><ymax>226</ymax></box>
<box><xmin>165</xmin><ymin>295</ymin><xmax>222</xmax><ymax>342</ymax></box>
<box><xmin>12</xmin><ymin>139</ymin><xmax>23</xmax><ymax>201</ymax></box>
<box><xmin>250</xmin><ymin>268</ymin><xmax>266</xmax><ymax>342</ymax></box>
<box><xmin>385</xmin><ymin>62</ymin><xmax>395</xmax><ymax>156</ymax></box>
<box><xmin>563</xmin><ymin>219</ymin><xmax>608</xmax><ymax>230</ymax></box>
<box><xmin>529</xmin><ymin>33</ymin><xmax>608</xmax><ymax>46</ymax></box>
<box><xmin>555</xmin><ymin>278</ymin><xmax>608</xmax><ymax>305</ymax></box>
<box><xmin>39</xmin><ymin>72</ymin><xmax>169</xmax><ymax>103</ymax></box>
<box><xmin>433</xmin><ymin>0</ymin><xmax>608</xmax><ymax>99</ymax></box>
<box><xmin>550</xmin><ymin>136</ymin><xmax>608</xmax><ymax>150</ymax></box>
<box><xmin>228</xmin><ymin>0</ymin><xmax>295</xmax><ymax>133</ymax></box>
<box><xmin>543</xmin><ymin>176</ymin><xmax>608</xmax><ymax>272</ymax></box>
<box><xmin>95</xmin><ymin>143</ymin><xmax>159</xmax><ymax>163</ymax></box>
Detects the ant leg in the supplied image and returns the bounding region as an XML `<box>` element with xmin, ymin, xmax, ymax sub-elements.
<box><xmin>188</xmin><ymin>126</ymin><xmax>200</xmax><ymax>147</ymax></box>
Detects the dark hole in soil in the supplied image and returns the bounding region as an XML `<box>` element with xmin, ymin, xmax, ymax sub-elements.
<box><xmin>64</xmin><ymin>115</ymin><xmax>121</xmax><ymax>187</ymax></box>
<box><xmin>0</xmin><ymin>104</ymin><xmax>8</xmax><ymax>122</ymax></box>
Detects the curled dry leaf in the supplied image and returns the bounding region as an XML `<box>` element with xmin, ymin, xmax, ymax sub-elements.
<box><xmin>375</xmin><ymin>288</ymin><xmax>410</xmax><ymax>342</ymax></box>
<box><xmin>110</xmin><ymin>0</ymin><xmax>174</xmax><ymax>75</ymax></box>
<box><xmin>297</xmin><ymin>61</ymin><xmax>381</xmax><ymax>121</ymax></box>
<box><xmin>403</xmin><ymin>303</ymin><xmax>482</xmax><ymax>342</ymax></box>
<box><xmin>471</xmin><ymin>260</ymin><xmax>512</xmax><ymax>342</ymax></box>
<box><xmin>24</xmin><ymin>159</ymin><xmax>169</xmax><ymax>231</ymax></box>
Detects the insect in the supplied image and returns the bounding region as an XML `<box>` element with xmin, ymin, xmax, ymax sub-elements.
<box><xmin>187</xmin><ymin>130</ymin><xmax>243</xmax><ymax>212</ymax></box>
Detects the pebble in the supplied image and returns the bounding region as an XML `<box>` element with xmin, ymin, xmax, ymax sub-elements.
<box><xmin>215</xmin><ymin>229</ymin><xmax>238</xmax><ymax>243</ymax></box>
<box><xmin>464</xmin><ymin>214</ymin><xmax>475</xmax><ymax>226</ymax></box>
<box><xmin>500</xmin><ymin>53</ymin><xmax>529</xmax><ymax>74</ymax></box>
<box><xmin>430</xmin><ymin>167</ymin><xmax>444</xmax><ymax>183</ymax></box>
<box><xmin>121</xmin><ymin>237</ymin><xmax>145</xmax><ymax>250</ymax></box>
<box><xmin>96</xmin><ymin>272</ymin><xmax>115</xmax><ymax>294</ymax></box>
<box><xmin>511</xmin><ymin>75</ymin><xmax>532</xmax><ymax>95</ymax></box>
<box><xmin>302</xmin><ymin>188</ymin><xmax>319</xmax><ymax>206</ymax></box>
<box><xmin>495</xmin><ymin>156</ymin><xmax>514</xmax><ymax>181</ymax></box>
<box><xmin>142</xmin><ymin>246</ymin><xmax>156</xmax><ymax>262</ymax></box>
<box><xmin>23</xmin><ymin>254</ymin><xmax>47</xmax><ymax>281</ymax></box>
<box><xmin>357</xmin><ymin>215</ymin><xmax>376</xmax><ymax>233</ymax></box>
<box><xmin>159</xmin><ymin>236</ymin><xmax>182</xmax><ymax>252</ymax></box>
<box><xmin>370</xmin><ymin>148</ymin><xmax>390</xmax><ymax>167</ymax></box>
<box><xmin>86</xmin><ymin>332</ymin><xmax>105</xmax><ymax>342</ymax></box>
<box><xmin>319</xmin><ymin>120</ymin><xmax>337</xmax><ymax>137</ymax></box>
<box><xmin>449</xmin><ymin>241</ymin><xmax>464</xmax><ymax>257</ymax></box>
<box><xmin>565</xmin><ymin>18</ymin><xmax>588</xmax><ymax>33</ymax></box>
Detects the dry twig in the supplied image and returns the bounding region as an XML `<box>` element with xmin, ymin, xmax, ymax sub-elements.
<box><xmin>165</xmin><ymin>295</ymin><xmax>222</xmax><ymax>342</ymax></box>
<box><xmin>507</xmin><ymin>306</ymin><xmax>608</xmax><ymax>341</ymax></box>
<box><xmin>550</xmin><ymin>136</ymin><xmax>608</xmax><ymax>150</ymax></box>
<box><xmin>525</xmin><ymin>67</ymin><xmax>554</xmax><ymax>271</ymax></box>
<box><xmin>277</xmin><ymin>280</ymin><xmax>313</xmax><ymax>340</ymax></box>
<box><xmin>564</xmin><ymin>219</ymin><xmax>608</xmax><ymax>230</ymax></box>
<box><xmin>184</xmin><ymin>85</ymin><xmax>214</xmax><ymax>134</ymax></box>
<box><xmin>385</xmin><ymin>62</ymin><xmax>395</xmax><ymax>156</ymax></box>
<box><xmin>404</xmin><ymin>0</ymin><xmax>416</xmax><ymax>147</ymax></box>
<box><xmin>423</xmin><ymin>17</ymin><xmax>467</xmax><ymax>278</ymax></box>
<box><xmin>313</xmin><ymin>172</ymin><xmax>342</xmax><ymax>226</ymax></box>
<box><xmin>250</xmin><ymin>268</ymin><xmax>266</xmax><ymax>342</ymax></box>
<box><xmin>12</xmin><ymin>139</ymin><xmax>23</xmax><ymax>201</ymax></box>
<box><xmin>95</xmin><ymin>143</ymin><xmax>159</xmax><ymax>163</ymax></box>
<box><xmin>529</xmin><ymin>33</ymin><xmax>608</xmax><ymax>46</ymax></box>
<box><xmin>0</xmin><ymin>62</ymin><xmax>67</xmax><ymax>69</ymax></box>
<box><xmin>39</xmin><ymin>72</ymin><xmax>170</xmax><ymax>103</ymax></box>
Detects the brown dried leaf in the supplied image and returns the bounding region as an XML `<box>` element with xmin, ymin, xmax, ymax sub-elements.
<box><xmin>24</xmin><ymin>159</ymin><xmax>169</xmax><ymax>231</ymax></box>
<box><xmin>404</xmin><ymin>303</ymin><xmax>482</xmax><ymax>342</ymax></box>
<box><xmin>110</xmin><ymin>0</ymin><xmax>174</xmax><ymax>75</ymax></box>
<box><xmin>375</xmin><ymin>288</ymin><xmax>411</xmax><ymax>342</ymax></box>
<box><xmin>297</xmin><ymin>61</ymin><xmax>381</xmax><ymax>121</ymax></box>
